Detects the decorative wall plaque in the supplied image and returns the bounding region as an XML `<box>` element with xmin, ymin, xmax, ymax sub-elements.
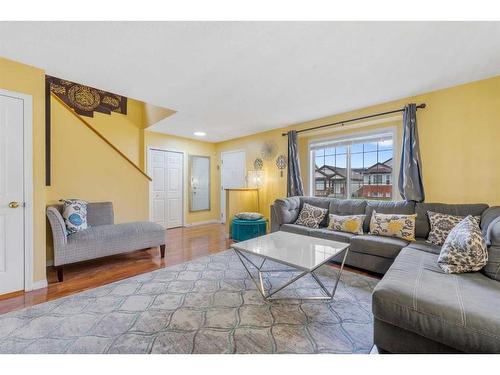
<box><xmin>276</xmin><ymin>154</ymin><xmax>287</xmax><ymax>177</ymax></box>
<box><xmin>254</xmin><ymin>158</ymin><xmax>263</xmax><ymax>170</ymax></box>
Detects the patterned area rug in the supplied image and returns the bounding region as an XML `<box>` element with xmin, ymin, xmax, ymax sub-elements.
<box><xmin>0</xmin><ymin>250</ymin><xmax>378</xmax><ymax>354</ymax></box>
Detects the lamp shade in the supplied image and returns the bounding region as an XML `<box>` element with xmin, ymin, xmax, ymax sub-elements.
<box><xmin>246</xmin><ymin>170</ymin><xmax>264</xmax><ymax>188</ymax></box>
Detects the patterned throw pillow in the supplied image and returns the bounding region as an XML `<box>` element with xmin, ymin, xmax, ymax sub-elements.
<box><xmin>369</xmin><ymin>211</ymin><xmax>417</xmax><ymax>241</ymax></box>
<box><xmin>294</xmin><ymin>203</ymin><xmax>328</xmax><ymax>229</ymax></box>
<box><xmin>61</xmin><ymin>199</ymin><xmax>89</xmax><ymax>235</ymax></box>
<box><xmin>327</xmin><ymin>214</ymin><xmax>365</xmax><ymax>234</ymax></box>
<box><xmin>427</xmin><ymin>211</ymin><xmax>480</xmax><ymax>246</ymax></box>
<box><xmin>235</xmin><ymin>212</ymin><xmax>263</xmax><ymax>221</ymax></box>
<box><xmin>438</xmin><ymin>216</ymin><xmax>488</xmax><ymax>274</ymax></box>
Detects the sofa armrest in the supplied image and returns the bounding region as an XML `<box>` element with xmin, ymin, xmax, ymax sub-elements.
<box><xmin>46</xmin><ymin>206</ymin><xmax>68</xmax><ymax>251</ymax></box>
<box><xmin>271</xmin><ymin>197</ymin><xmax>301</xmax><ymax>230</ymax></box>
<box><xmin>481</xmin><ymin>206</ymin><xmax>500</xmax><ymax>246</ymax></box>
<box><xmin>486</xmin><ymin>217</ymin><xmax>500</xmax><ymax>247</ymax></box>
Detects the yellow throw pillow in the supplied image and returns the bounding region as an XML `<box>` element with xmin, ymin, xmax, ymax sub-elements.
<box><xmin>369</xmin><ymin>210</ymin><xmax>417</xmax><ymax>241</ymax></box>
<box><xmin>327</xmin><ymin>214</ymin><xmax>365</xmax><ymax>235</ymax></box>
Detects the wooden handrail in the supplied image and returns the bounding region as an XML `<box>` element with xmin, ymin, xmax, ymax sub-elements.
<box><xmin>51</xmin><ymin>93</ymin><xmax>152</xmax><ymax>181</ymax></box>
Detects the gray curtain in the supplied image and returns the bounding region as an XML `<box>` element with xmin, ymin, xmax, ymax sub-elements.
<box><xmin>287</xmin><ymin>130</ymin><xmax>304</xmax><ymax>197</ymax></box>
<box><xmin>398</xmin><ymin>103</ymin><xmax>425</xmax><ymax>202</ymax></box>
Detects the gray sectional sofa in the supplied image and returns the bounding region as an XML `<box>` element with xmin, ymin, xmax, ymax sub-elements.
<box><xmin>271</xmin><ymin>196</ymin><xmax>500</xmax><ymax>353</ymax></box>
<box><xmin>47</xmin><ymin>202</ymin><xmax>166</xmax><ymax>282</ymax></box>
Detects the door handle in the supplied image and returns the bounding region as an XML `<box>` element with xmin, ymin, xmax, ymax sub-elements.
<box><xmin>8</xmin><ymin>201</ymin><xmax>19</xmax><ymax>209</ymax></box>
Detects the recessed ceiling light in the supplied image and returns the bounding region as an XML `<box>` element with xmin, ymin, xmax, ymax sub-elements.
<box><xmin>194</xmin><ymin>131</ymin><xmax>206</xmax><ymax>137</ymax></box>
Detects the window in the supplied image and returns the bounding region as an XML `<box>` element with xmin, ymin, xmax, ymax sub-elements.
<box><xmin>311</xmin><ymin>132</ymin><xmax>395</xmax><ymax>200</ymax></box>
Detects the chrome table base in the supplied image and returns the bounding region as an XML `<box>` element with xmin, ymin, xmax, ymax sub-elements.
<box><xmin>233</xmin><ymin>247</ymin><xmax>349</xmax><ymax>301</ymax></box>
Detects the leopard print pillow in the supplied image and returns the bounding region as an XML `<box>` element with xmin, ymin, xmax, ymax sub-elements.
<box><xmin>427</xmin><ymin>211</ymin><xmax>480</xmax><ymax>246</ymax></box>
<box><xmin>294</xmin><ymin>203</ymin><xmax>328</xmax><ymax>229</ymax></box>
<box><xmin>438</xmin><ymin>216</ymin><xmax>488</xmax><ymax>274</ymax></box>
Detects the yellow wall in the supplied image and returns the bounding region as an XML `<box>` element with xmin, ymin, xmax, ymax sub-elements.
<box><xmin>143</xmin><ymin>103</ymin><xmax>176</xmax><ymax>128</ymax></box>
<box><xmin>0</xmin><ymin>57</ymin><xmax>46</xmax><ymax>282</ymax></box>
<box><xmin>215</xmin><ymin>75</ymin><xmax>500</xmax><ymax>220</ymax></box>
<box><xmin>85</xmin><ymin>98</ymin><xmax>145</xmax><ymax>167</ymax></box>
<box><xmin>145</xmin><ymin>131</ymin><xmax>220</xmax><ymax>224</ymax></box>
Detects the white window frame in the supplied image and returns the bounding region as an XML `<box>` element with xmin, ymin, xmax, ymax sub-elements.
<box><xmin>308</xmin><ymin>127</ymin><xmax>398</xmax><ymax>200</ymax></box>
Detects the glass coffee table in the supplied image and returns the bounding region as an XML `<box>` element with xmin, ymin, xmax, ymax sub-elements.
<box><xmin>231</xmin><ymin>231</ymin><xmax>350</xmax><ymax>301</ymax></box>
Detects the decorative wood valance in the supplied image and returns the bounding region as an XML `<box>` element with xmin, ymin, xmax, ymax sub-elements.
<box><xmin>46</xmin><ymin>75</ymin><xmax>127</xmax><ymax>117</ymax></box>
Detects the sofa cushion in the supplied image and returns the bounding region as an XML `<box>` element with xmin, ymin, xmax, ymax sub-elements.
<box><xmin>294</xmin><ymin>203</ymin><xmax>328</xmax><ymax>229</ymax></box>
<box><xmin>308</xmin><ymin>228</ymin><xmax>356</xmax><ymax>243</ymax></box>
<box><xmin>364</xmin><ymin>200</ymin><xmax>415</xmax><ymax>232</ymax></box>
<box><xmin>404</xmin><ymin>239</ymin><xmax>441</xmax><ymax>255</ymax></box>
<box><xmin>350</xmin><ymin>234</ymin><xmax>408</xmax><ymax>259</ymax></box>
<box><xmin>235</xmin><ymin>212</ymin><xmax>264</xmax><ymax>220</ymax></box>
<box><xmin>274</xmin><ymin>196</ymin><xmax>301</xmax><ymax>225</ymax></box>
<box><xmin>280</xmin><ymin>223</ymin><xmax>311</xmax><ymax>236</ymax></box>
<box><xmin>299</xmin><ymin>197</ymin><xmax>332</xmax><ymax>227</ymax></box>
<box><xmin>57</xmin><ymin>222</ymin><xmax>166</xmax><ymax>266</ymax></box>
<box><xmin>329</xmin><ymin>198</ymin><xmax>367</xmax><ymax>216</ymax></box>
<box><xmin>415</xmin><ymin>202</ymin><xmax>488</xmax><ymax>239</ymax></box>
<box><xmin>372</xmin><ymin>247</ymin><xmax>500</xmax><ymax>353</ymax></box>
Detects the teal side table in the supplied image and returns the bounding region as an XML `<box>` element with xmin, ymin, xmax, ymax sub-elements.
<box><xmin>231</xmin><ymin>218</ymin><xmax>267</xmax><ymax>242</ymax></box>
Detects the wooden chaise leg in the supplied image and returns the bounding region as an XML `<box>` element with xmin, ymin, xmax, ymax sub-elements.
<box><xmin>160</xmin><ymin>244</ymin><xmax>166</xmax><ymax>258</ymax></box>
<box><xmin>56</xmin><ymin>266</ymin><xmax>64</xmax><ymax>282</ymax></box>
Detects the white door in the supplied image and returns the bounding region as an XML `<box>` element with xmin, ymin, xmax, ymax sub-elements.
<box><xmin>0</xmin><ymin>94</ymin><xmax>24</xmax><ymax>295</ymax></box>
<box><xmin>220</xmin><ymin>150</ymin><xmax>246</xmax><ymax>223</ymax></box>
<box><xmin>150</xmin><ymin>149</ymin><xmax>183</xmax><ymax>229</ymax></box>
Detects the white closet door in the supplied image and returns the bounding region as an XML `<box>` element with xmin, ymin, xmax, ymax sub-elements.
<box><xmin>166</xmin><ymin>151</ymin><xmax>183</xmax><ymax>228</ymax></box>
<box><xmin>150</xmin><ymin>149</ymin><xmax>183</xmax><ymax>229</ymax></box>
<box><xmin>0</xmin><ymin>94</ymin><xmax>24</xmax><ymax>295</ymax></box>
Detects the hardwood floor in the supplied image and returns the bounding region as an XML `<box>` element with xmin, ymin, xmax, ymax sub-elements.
<box><xmin>0</xmin><ymin>223</ymin><xmax>379</xmax><ymax>315</ymax></box>
<box><xmin>0</xmin><ymin>224</ymin><xmax>231</xmax><ymax>315</ymax></box>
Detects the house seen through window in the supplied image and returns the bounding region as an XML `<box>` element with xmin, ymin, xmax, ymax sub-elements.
<box><xmin>311</xmin><ymin>132</ymin><xmax>394</xmax><ymax>200</ymax></box>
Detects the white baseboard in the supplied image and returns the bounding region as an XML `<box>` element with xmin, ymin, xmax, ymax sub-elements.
<box><xmin>184</xmin><ymin>219</ymin><xmax>221</xmax><ymax>227</ymax></box>
<box><xmin>30</xmin><ymin>279</ymin><xmax>48</xmax><ymax>291</ymax></box>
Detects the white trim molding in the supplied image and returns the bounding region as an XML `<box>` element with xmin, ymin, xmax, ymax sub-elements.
<box><xmin>0</xmin><ymin>89</ymin><xmax>34</xmax><ymax>292</ymax></box>
<box><xmin>32</xmin><ymin>279</ymin><xmax>48</xmax><ymax>290</ymax></box>
<box><xmin>183</xmin><ymin>219</ymin><xmax>221</xmax><ymax>227</ymax></box>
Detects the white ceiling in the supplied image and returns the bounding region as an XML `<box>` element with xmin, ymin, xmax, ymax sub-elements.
<box><xmin>1</xmin><ymin>22</ymin><xmax>500</xmax><ymax>142</ymax></box>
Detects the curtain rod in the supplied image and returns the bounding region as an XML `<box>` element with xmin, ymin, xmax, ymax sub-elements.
<box><xmin>281</xmin><ymin>103</ymin><xmax>426</xmax><ymax>136</ymax></box>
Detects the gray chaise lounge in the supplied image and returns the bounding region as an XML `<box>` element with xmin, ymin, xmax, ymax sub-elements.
<box><xmin>47</xmin><ymin>202</ymin><xmax>166</xmax><ymax>282</ymax></box>
<box><xmin>271</xmin><ymin>196</ymin><xmax>500</xmax><ymax>353</ymax></box>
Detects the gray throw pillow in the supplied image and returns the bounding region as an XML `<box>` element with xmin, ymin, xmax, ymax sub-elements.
<box><xmin>438</xmin><ymin>216</ymin><xmax>488</xmax><ymax>274</ymax></box>
<box><xmin>235</xmin><ymin>212</ymin><xmax>263</xmax><ymax>221</ymax></box>
<box><xmin>294</xmin><ymin>203</ymin><xmax>328</xmax><ymax>229</ymax></box>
